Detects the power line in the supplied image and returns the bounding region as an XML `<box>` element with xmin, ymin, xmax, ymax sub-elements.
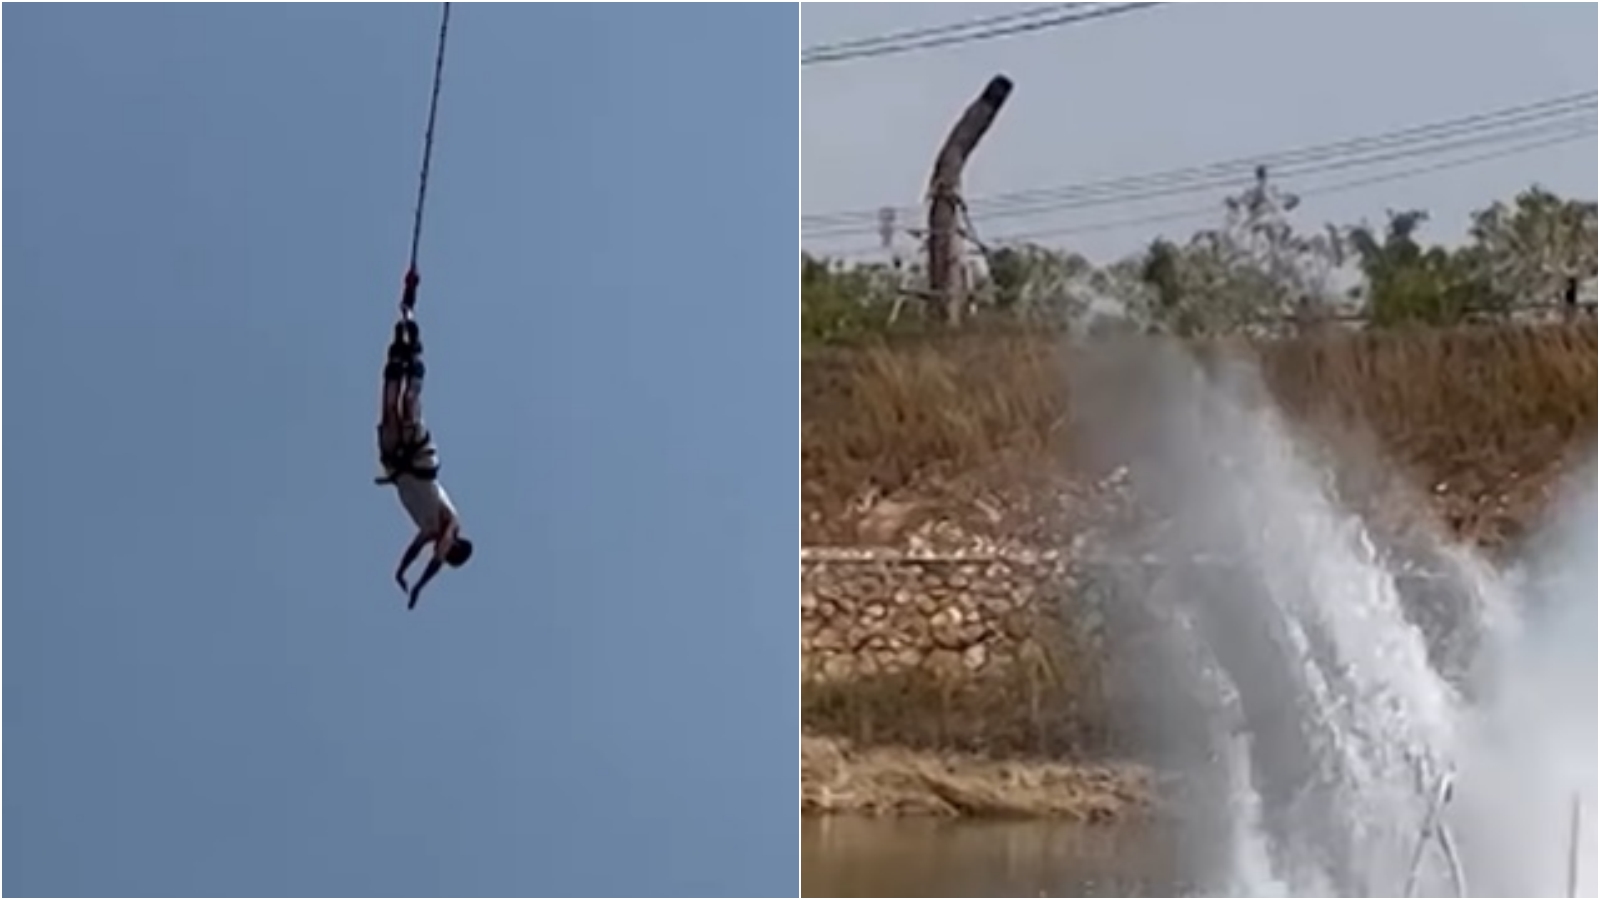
<box><xmin>804</xmin><ymin>108</ymin><xmax>1595</xmax><ymax>240</ymax></box>
<box><xmin>994</xmin><ymin>126</ymin><xmax>1597</xmax><ymax>246</ymax></box>
<box><xmin>809</xmin><ymin>126</ymin><xmax>1596</xmax><ymax>259</ymax></box>
<box><xmin>806</xmin><ymin>92</ymin><xmax>1595</xmax><ymax>228</ymax></box>
<box><xmin>803</xmin><ymin>90</ymin><xmax>1597</xmax><ymax>233</ymax></box>
<box><xmin>801</xmin><ymin>2</ymin><xmax>1165</xmax><ymax>67</ymax></box>
<box><xmin>802</xmin><ymin>4</ymin><xmax>1086</xmax><ymax>56</ymax></box>
<box><xmin>968</xmin><ymin>94</ymin><xmax>1597</xmax><ymax>217</ymax></box>
<box><xmin>966</xmin><ymin>99</ymin><xmax>1593</xmax><ymax>219</ymax></box>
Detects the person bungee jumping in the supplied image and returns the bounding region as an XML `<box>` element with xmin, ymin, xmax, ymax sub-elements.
<box><xmin>377</xmin><ymin>271</ymin><xmax>473</xmax><ymax>609</ymax></box>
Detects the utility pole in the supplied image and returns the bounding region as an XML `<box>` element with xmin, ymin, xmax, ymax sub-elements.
<box><xmin>877</xmin><ymin>206</ymin><xmax>897</xmax><ymax>251</ymax></box>
<box><xmin>926</xmin><ymin>75</ymin><xmax>1013</xmax><ymax>325</ymax></box>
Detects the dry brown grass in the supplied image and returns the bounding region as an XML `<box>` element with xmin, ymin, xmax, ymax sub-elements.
<box><xmin>803</xmin><ymin>333</ymin><xmax>1067</xmax><ymax>504</ymax></box>
<box><xmin>803</xmin><ymin>322</ymin><xmax>1597</xmax><ymax>548</ymax></box>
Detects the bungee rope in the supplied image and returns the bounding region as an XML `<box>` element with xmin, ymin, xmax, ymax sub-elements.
<box><xmin>400</xmin><ymin>1</ymin><xmax>452</xmax><ymax>313</ymax></box>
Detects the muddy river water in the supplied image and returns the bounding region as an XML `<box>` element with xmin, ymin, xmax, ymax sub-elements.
<box><xmin>802</xmin><ymin>817</ymin><xmax>1191</xmax><ymax>897</ymax></box>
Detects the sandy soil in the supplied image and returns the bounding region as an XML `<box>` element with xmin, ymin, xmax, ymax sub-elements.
<box><xmin>801</xmin><ymin>734</ymin><xmax>1155</xmax><ymax>822</ymax></box>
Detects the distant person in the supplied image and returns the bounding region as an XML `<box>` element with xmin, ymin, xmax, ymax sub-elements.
<box><xmin>376</xmin><ymin>279</ymin><xmax>474</xmax><ymax>608</ymax></box>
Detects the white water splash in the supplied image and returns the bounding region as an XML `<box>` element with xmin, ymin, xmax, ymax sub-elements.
<box><xmin>1070</xmin><ymin>340</ymin><xmax>1595</xmax><ymax>897</ymax></box>
<box><xmin>1447</xmin><ymin>459</ymin><xmax>1598</xmax><ymax>898</ymax></box>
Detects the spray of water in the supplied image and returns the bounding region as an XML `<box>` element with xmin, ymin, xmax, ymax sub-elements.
<box><xmin>1068</xmin><ymin>338</ymin><xmax>1595</xmax><ymax>897</ymax></box>
<box><xmin>1447</xmin><ymin>456</ymin><xmax>1598</xmax><ymax>897</ymax></box>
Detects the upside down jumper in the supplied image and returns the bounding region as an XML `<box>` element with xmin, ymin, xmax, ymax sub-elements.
<box><xmin>379</xmin><ymin>2</ymin><xmax>468</xmax><ymax>609</ymax></box>
<box><xmin>377</xmin><ymin>271</ymin><xmax>473</xmax><ymax>609</ymax></box>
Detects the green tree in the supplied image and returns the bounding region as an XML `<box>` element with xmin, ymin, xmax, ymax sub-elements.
<box><xmin>801</xmin><ymin>253</ymin><xmax>925</xmax><ymax>344</ymax></box>
<box><xmin>980</xmin><ymin>244</ymin><xmax>1094</xmax><ymax>323</ymax></box>
<box><xmin>1465</xmin><ymin>186</ymin><xmax>1597</xmax><ymax>310</ymax></box>
<box><xmin>1131</xmin><ymin>167</ymin><xmax>1347</xmax><ymax>335</ymax></box>
<box><xmin>1346</xmin><ymin>210</ymin><xmax>1480</xmax><ymax>326</ymax></box>
<box><xmin>802</xmin><ymin>183</ymin><xmax>1595</xmax><ymax>341</ymax></box>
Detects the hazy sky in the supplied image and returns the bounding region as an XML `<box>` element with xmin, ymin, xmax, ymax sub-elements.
<box><xmin>802</xmin><ymin>3</ymin><xmax>1598</xmax><ymax>262</ymax></box>
<box><xmin>5</xmin><ymin>4</ymin><xmax>795</xmax><ymax>897</ymax></box>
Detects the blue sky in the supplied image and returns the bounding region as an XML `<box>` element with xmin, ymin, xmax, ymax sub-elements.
<box><xmin>4</xmin><ymin>4</ymin><xmax>797</xmax><ymax>897</ymax></box>
<box><xmin>803</xmin><ymin>3</ymin><xmax>1597</xmax><ymax>262</ymax></box>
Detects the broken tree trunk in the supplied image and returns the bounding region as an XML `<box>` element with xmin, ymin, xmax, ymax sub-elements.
<box><xmin>926</xmin><ymin>75</ymin><xmax>1014</xmax><ymax>326</ymax></box>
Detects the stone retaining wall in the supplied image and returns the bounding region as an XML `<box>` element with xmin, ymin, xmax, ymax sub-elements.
<box><xmin>800</xmin><ymin>547</ymin><xmax>1071</xmax><ymax>684</ymax></box>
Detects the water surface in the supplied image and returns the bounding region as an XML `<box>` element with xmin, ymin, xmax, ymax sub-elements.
<box><xmin>802</xmin><ymin>817</ymin><xmax>1183</xmax><ymax>898</ymax></box>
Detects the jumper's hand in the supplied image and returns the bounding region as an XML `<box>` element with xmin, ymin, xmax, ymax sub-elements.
<box><xmin>395</xmin><ymin>571</ymin><xmax>409</xmax><ymax>594</ymax></box>
<box><xmin>408</xmin><ymin>585</ymin><xmax>424</xmax><ymax>610</ymax></box>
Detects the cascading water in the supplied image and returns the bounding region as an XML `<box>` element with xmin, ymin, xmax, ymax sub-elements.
<box><xmin>1446</xmin><ymin>457</ymin><xmax>1597</xmax><ymax>898</ymax></box>
<box><xmin>1067</xmin><ymin>339</ymin><xmax>1596</xmax><ymax>897</ymax></box>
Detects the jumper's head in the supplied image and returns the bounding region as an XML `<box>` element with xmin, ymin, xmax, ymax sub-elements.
<box><xmin>444</xmin><ymin>537</ymin><xmax>474</xmax><ymax>568</ymax></box>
